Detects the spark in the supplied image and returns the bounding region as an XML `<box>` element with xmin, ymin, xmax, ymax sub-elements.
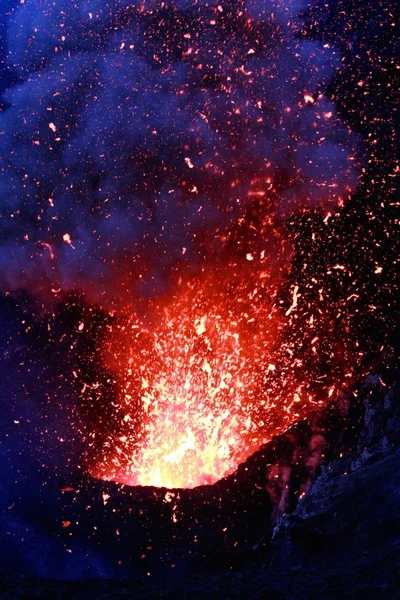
<box><xmin>285</xmin><ymin>285</ymin><xmax>299</xmax><ymax>316</ymax></box>
<box><xmin>184</xmin><ymin>157</ymin><xmax>194</xmax><ymax>169</ymax></box>
<box><xmin>63</xmin><ymin>233</ymin><xmax>75</xmax><ymax>249</ymax></box>
<box><xmin>38</xmin><ymin>241</ymin><xmax>55</xmax><ymax>260</ymax></box>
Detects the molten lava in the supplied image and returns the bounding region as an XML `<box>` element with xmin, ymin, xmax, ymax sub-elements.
<box><xmin>90</xmin><ymin>256</ymin><xmax>299</xmax><ymax>489</ymax></box>
<box><xmin>88</xmin><ymin>208</ymin><xmax>349</xmax><ymax>490</ymax></box>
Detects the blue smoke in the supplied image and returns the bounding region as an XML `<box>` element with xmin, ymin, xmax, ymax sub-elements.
<box><xmin>0</xmin><ymin>0</ymin><xmax>358</xmax><ymax>305</ymax></box>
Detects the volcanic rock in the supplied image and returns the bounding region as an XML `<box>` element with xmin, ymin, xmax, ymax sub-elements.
<box><xmin>269</xmin><ymin>376</ymin><xmax>400</xmax><ymax>598</ymax></box>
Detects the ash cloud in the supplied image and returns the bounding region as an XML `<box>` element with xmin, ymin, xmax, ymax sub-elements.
<box><xmin>0</xmin><ymin>0</ymin><xmax>358</xmax><ymax>305</ymax></box>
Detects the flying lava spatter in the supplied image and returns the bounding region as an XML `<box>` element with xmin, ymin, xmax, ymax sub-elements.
<box><xmin>1</xmin><ymin>0</ymin><xmax>359</xmax><ymax>488</ymax></box>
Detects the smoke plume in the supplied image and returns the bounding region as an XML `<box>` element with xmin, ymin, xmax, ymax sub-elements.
<box><xmin>1</xmin><ymin>0</ymin><xmax>357</xmax><ymax>306</ymax></box>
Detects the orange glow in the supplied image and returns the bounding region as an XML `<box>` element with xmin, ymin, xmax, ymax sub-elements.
<box><xmin>89</xmin><ymin>255</ymin><xmax>298</xmax><ymax>489</ymax></box>
<box><xmin>89</xmin><ymin>219</ymin><xmax>346</xmax><ymax>490</ymax></box>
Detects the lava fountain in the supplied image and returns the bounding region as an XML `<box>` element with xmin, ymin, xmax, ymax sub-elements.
<box><xmin>91</xmin><ymin>270</ymin><xmax>276</xmax><ymax>488</ymax></box>
<box><xmin>1</xmin><ymin>0</ymin><xmax>359</xmax><ymax>491</ymax></box>
<box><xmin>90</xmin><ymin>239</ymin><xmax>325</xmax><ymax>489</ymax></box>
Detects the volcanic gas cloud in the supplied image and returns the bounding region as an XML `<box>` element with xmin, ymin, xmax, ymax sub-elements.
<box><xmin>1</xmin><ymin>0</ymin><xmax>358</xmax><ymax>488</ymax></box>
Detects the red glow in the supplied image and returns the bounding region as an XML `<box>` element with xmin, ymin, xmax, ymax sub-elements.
<box><xmin>90</xmin><ymin>258</ymin><xmax>283</xmax><ymax>488</ymax></box>
<box><xmin>87</xmin><ymin>202</ymin><xmax>354</xmax><ymax>490</ymax></box>
<box><xmin>89</xmin><ymin>236</ymin><xmax>324</xmax><ymax>489</ymax></box>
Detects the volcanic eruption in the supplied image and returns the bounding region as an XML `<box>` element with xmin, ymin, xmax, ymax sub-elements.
<box><xmin>0</xmin><ymin>0</ymin><xmax>360</xmax><ymax>492</ymax></box>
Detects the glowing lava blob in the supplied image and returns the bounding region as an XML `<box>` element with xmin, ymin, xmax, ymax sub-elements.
<box><xmin>90</xmin><ymin>261</ymin><xmax>297</xmax><ymax>489</ymax></box>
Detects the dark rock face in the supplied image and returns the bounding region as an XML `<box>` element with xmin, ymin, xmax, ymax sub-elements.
<box><xmin>269</xmin><ymin>376</ymin><xmax>400</xmax><ymax>596</ymax></box>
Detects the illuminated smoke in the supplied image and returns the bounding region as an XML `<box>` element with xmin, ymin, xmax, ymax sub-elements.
<box><xmin>0</xmin><ymin>0</ymin><xmax>358</xmax><ymax>306</ymax></box>
<box><xmin>0</xmin><ymin>0</ymin><xmax>362</xmax><ymax>489</ymax></box>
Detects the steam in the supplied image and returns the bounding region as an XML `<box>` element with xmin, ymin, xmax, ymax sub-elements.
<box><xmin>1</xmin><ymin>0</ymin><xmax>357</xmax><ymax>306</ymax></box>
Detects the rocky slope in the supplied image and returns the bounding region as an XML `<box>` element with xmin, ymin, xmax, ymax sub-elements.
<box><xmin>267</xmin><ymin>376</ymin><xmax>400</xmax><ymax>598</ymax></box>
